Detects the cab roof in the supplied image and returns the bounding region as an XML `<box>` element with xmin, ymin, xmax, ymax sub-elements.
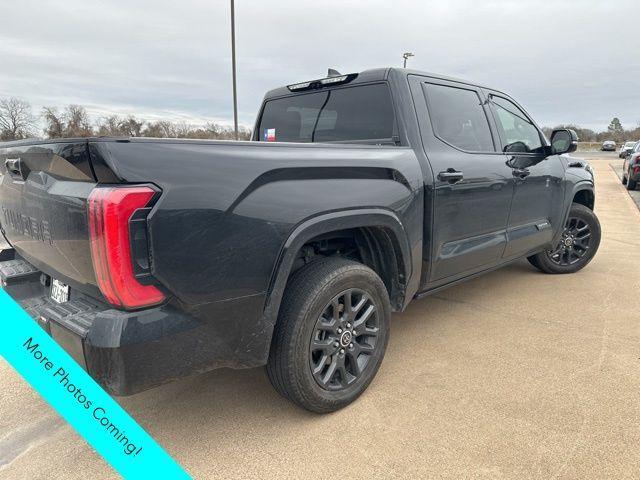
<box><xmin>262</xmin><ymin>67</ymin><xmax>499</xmax><ymax>100</ymax></box>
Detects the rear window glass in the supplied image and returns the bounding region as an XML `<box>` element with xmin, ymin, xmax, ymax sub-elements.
<box><xmin>257</xmin><ymin>83</ymin><xmax>396</xmax><ymax>143</ymax></box>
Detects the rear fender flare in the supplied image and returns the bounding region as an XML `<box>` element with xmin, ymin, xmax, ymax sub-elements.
<box><xmin>262</xmin><ymin>208</ymin><xmax>412</xmax><ymax>328</ymax></box>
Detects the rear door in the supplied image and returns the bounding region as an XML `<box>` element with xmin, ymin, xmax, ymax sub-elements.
<box><xmin>0</xmin><ymin>141</ymin><xmax>98</xmax><ymax>293</ymax></box>
<box><xmin>409</xmin><ymin>77</ymin><xmax>515</xmax><ymax>285</ymax></box>
<box><xmin>484</xmin><ymin>92</ymin><xmax>565</xmax><ymax>258</ymax></box>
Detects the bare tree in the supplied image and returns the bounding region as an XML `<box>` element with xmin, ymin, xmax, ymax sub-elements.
<box><xmin>35</xmin><ymin>100</ymin><xmax>253</xmax><ymax>141</ymax></box>
<box><xmin>65</xmin><ymin>105</ymin><xmax>93</xmax><ymax>137</ymax></box>
<box><xmin>543</xmin><ymin>124</ymin><xmax>597</xmax><ymax>143</ymax></box>
<box><xmin>143</xmin><ymin>120</ymin><xmax>177</xmax><ymax>138</ymax></box>
<box><xmin>96</xmin><ymin>115</ymin><xmax>144</xmax><ymax>137</ymax></box>
<box><xmin>0</xmin><ymin>97</ymin><xmax>36</xmax><ymax>140</ymax></box>
<box><xmin>118</xmin><ymin>116</ymin><xmax>144</xmax><ymax>137</ymax></box>
<box><xmin>42</xmin><ymin>107</ymin><xmax>65</xmax><ymax>138</ymax></box>
<box><xmin>95</xmin><ymin>115</ymin><xmax>122</xmax><ymax>136</ymax></box>
<box><xmin>173</xmin><ymin>121</ymin><xmax>193</xmax><ymax>138</ymax></box>
<box><xmin>42</xmin><ymin>105</ymin><xmax>94</xmax><ymax>138</ymax></box>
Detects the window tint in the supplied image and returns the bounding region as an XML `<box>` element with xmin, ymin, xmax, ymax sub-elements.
<box><xmin>489</xmin><ymin>95</ymin><xmax>543</xmax><ymax>154</ymax></box>
<box><xmin>423</xmin><ymin>83</ymin><xmax>494</xmax><ymax>152</ymax></box>
<box><xmin>257</xmin><ymin>83</ymin><xmax>396</xmax><ymax>143</ymax></box>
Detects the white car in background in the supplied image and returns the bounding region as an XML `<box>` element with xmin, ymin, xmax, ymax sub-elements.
<box><xmin>618</xmin><ymin>141</ymin><xmax>636</xmax><ymax>158</ymax></box>
<box><xmin>601</xmin><ymin>140</ymin><xmax>616</xmax><ymax>151</ymax></box>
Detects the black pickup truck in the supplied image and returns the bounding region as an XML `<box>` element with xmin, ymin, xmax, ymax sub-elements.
<box><xmin>0</xmin><ymin>68</ymin><xmax>600</xmax><ymax>413</ymax></box>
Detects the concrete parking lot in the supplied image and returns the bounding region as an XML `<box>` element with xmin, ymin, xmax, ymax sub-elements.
<box><xmin>1</xmin><ymin>154</ymin><xmax>639</xmax><ymax>479</ymax></box>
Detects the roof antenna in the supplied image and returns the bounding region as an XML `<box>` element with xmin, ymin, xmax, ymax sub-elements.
<box><xmin>327</xmin><ymin>68</ymin><xmax>342</xmax><ymax>77</ymax></box>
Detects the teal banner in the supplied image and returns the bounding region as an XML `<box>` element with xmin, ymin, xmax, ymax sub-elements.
<box><xmin>0</xmin><ymin>289</ymin><xmax>191</xmax><ymax>479</ymax></box>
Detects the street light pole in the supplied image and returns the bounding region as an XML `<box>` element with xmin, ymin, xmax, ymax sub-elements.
<box><xmin>402</xmin><ymin>52</ymin><xmax>414</xmax><ymax>68</ymax></box>
<box><xmin>230</xmin><ymin>0</ymin><xmax>239</xmax><ymax>140</ymax></box>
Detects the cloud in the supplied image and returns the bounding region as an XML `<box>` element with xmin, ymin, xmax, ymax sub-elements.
<box><xmin>0</xmin><ymin>0</ymin><xmax>638</xmax><ymax>130</ymax></box>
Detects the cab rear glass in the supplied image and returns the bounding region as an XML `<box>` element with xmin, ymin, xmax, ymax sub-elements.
<box><xmin>257</xmin><ymin>83</ymin><xmax>397</xmax><ymax>144</ymax></box>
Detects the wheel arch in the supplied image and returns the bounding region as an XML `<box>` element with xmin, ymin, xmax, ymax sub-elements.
<box><xmin>572</xmin><ymin>188</ymin><xmax>595</xmax><ymax>210</ymax></box>
<box><xmin>553</xmin><ymin>182</ymin><xmax>595</xmax><ymax>245</ymax></box>
<box><xmin>263</xmin><ymin>209</ymin><xmax>412</xmax><ymax>330</ymax></box>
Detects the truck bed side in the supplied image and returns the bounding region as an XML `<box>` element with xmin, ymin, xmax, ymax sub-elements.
<box><xmin>0</xmin><ymin>137</ymin><xmax>424</xmax><ymax>393</ymax></box>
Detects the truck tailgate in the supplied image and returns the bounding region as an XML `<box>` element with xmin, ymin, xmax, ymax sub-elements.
<box><xmin>0</xmin><ymin>141</ymin><xmax>99</xmax><ymax>295</ymax></box>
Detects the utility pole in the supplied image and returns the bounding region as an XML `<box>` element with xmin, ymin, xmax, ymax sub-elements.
<box><xmin>230</xmin><ymin>0</ymin><xmax>239</xmax><ymax>140</ymax></box>
<box><xmin>402</xmin><ymin>52</ymin><xmax>414</xmax><ymax>68</ymax></box>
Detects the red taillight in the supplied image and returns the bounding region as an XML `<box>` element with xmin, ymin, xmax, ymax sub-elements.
<box><xmin>88</xmin><ymin>186</ymin><xmax>165</xmax><ymax>309</ymax></box>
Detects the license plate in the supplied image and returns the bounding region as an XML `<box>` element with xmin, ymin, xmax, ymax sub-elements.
<box><xmin>50</xmin><ymin>279</ymin><xmax>70</xmax><ymax>304</ymax></box>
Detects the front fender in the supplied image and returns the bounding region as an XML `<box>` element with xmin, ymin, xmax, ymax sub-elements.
<box><xmin>554</xmin><ymin>179</ymin><xmax>595</xmax><ymax>245</ymax></box>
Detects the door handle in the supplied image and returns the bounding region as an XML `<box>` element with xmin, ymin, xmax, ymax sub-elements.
<box><xmin>512</xmin><ymin>168</ymin><xmax>530</xmax><ymax>179</ymax></box>
<box><xmin>438</xmin><ymin>168</ymin><xmax>464</xmax><ymax>183</ymax></box>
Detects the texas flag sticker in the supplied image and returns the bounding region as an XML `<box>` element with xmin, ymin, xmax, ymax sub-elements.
<box><xmin>264</xmin><ymin>128</ymin><xmax>276</xmax><ymax>142</ymax></box>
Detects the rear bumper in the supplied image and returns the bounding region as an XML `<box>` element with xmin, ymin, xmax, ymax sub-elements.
<box><xmin>0</xmin><ymin>257</ymin><xmax>272</xmax><ymax>395</ymax></box>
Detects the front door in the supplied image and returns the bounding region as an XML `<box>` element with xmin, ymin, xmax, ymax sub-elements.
<box><xmin>410</xmin><ymin>77</ymin><xmax>516</xmax><ymax>285</ymax></box>
<box><xmin>484</xmin><ymin>92</ymin><xmax>565</xmax><ymax>258</ymax></box>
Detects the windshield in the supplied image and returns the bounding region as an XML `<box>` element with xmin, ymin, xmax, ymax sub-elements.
<box><xmin>257</xmin><ymin>83</ymin><xmax>396</xmax><ymax>144</ymax></box>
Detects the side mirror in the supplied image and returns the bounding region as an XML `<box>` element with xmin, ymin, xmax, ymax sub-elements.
<box><xmin>550</xmin><ymin>128</ymin><xmax>578</xmax><ymax>155</ymax></box>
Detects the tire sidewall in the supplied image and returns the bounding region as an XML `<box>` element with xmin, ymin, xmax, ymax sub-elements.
<box><xmin>289</xmin><ymin>264</ymin><xmax>390</xmax><ymax>410</ymax></box>
<box><xmin>539</xmin><ymin>204</ymin><xmax>601</xmax><ymax>274</ymax></box>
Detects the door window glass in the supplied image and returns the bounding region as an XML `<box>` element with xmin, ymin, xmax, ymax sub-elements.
<box><xmin>489</xmin><ymin>95</ymin><xmax>544</xmax><ymax>154</ymax></box>
<box><xmin>423</xmin><ymin>83</ymin><xmax>495</xmax><ymax>152</ymax></box>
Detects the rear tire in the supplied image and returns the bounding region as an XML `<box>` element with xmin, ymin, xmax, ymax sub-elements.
<box><xmin>627</xmin><ymin>172</ymin><xmax>637</xmax><ymax>190</ymax></box>
<box><xmin>528</xmin><ymin>203</ymin><xmax>601</xmax><ymax>274</ymax></box>
<box><xmin>267</xmin><ymin>257</ymin><xmax>390</xmax><ymax>413</ymax></box>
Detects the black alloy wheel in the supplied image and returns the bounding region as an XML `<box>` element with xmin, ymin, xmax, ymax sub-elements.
<box><xmin>527</xmin><ymin>203</ymin><xmax>601</xmax><ymax>274</ymax></box>
<box><xmin>309</xmin><ymin>288</ymin><xmax>380</xmax><ymax>391</ymax></box>
<box><xmin>546</xmin><ymin>216</ymin><xmax>592</xmax><ymax>266</ymax></box>
<box><xmin>267</xmin><ymin>257</ymin><xmax>390</xmax><ymax>413</ymax></box>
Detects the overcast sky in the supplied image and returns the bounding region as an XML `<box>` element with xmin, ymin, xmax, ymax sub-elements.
<box><xmin>1</xmin><ymin>0</ymin><xmax>638</xmax><ymax>131</ymax></box>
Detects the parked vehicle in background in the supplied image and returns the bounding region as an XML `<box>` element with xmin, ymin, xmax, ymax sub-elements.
<box><xmin>0</xmin><ymin>68</ymin><xmax>601</xmax><ymax>413</ymax></box>
<box><xmin>622</xmin><ymin>141</ymin><xmax>640</xmax><ymax>190</ymax></box>
<box><xmin>602</xmin><ymin>140</ymin><xmax>616</xmax><ymax>151</ymax></box>
<box><xmin>619</xmin><ymin>141</ymin><xmax>636</xmax><ymax>158</ymax></box>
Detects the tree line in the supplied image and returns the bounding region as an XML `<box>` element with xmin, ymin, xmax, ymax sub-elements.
<box><xmin>1</xmin><ymin>96</ymin><xmax>638</xmax><ymax>144</ymax></box>
<box><xmin>542</xmin><ymin>117</ymin><xmax>639</xmax><ymax>143</ymax></box>
<box><xmin>0</xmin><ymin>97</ymin><xmax>251</xmax><ymax>141</ymax></box>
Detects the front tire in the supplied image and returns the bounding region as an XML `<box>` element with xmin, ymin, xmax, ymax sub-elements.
<box><xmin>528</xmin><ymin>203</ymin><xmax>601</xmax><ymax>274</ymax></box>
<box><xmin>267</xmin><ymin>257</ymin><xmax>390</xmax><ymax>413</ymax></box>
